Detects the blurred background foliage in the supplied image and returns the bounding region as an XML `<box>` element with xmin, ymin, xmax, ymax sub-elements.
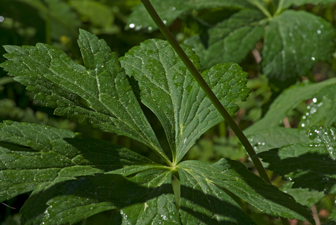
<box><xmin>1</xmin><ymin>0</ymin><xmax>336</xmax><ymax>224</ymax></box>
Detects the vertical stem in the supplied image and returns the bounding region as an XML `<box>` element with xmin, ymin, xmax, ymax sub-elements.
<box><xmin>140</xmin><ymin>1</ymin><xmax>291</xmax><ymax>224</ymax></box>
<box><xmin>140</xmin><ymin>0</ymin><xmax>270</xmax><ymax>183</ymax></box>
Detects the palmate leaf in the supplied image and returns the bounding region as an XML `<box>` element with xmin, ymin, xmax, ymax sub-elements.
<box><xmin>0</xmin><ymin>29</ymin><xmax>169</xmax><ymax>163</ymax></box>
<box><xmin>258</xmin><ymin>127</ymin><xmax>336</xmax><ymax>194</ymax></box>
<box><xmin>126</xmin><ymin>0</ymin><xmax>256</xmax><ymax>31</ymax></box>
<box><xmin>178</xmin><ymin>160</ymin><xmax>314</xmax><ymax>223</ymax></box>
<box><xmin>262</xmin><ymin>10</ymin><xmax>335</xmax><ymax>84</ymax></box>
<box><xmin>120</xmin><ymin>39</ymin><xmax>250</xmax><ymax>163</ymax></box>
<box><xmin>185</xmin><ymin>9</ymin><xmax>266</xmax><ymax>69</ymax></box>
<box><xmin>245</xmin><ymin>79</ymin><xmax>336</xmax><ymax>134</ymax></box>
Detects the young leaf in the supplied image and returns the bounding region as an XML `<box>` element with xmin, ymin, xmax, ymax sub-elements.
<box><xmin>258</xmin><ymin>127</ymin><xmax>336</xmax><ymax>194</ymax></box>
<box><xmin>245</xmin><ymin>79</ymin><xmax>336</xmax><ymax>134</ymax></box>
<box><xmin>21</xmin><ymin>170</ymin><xmax>178</xmax><ymax>225</ymax></box>
<box><xmin>0</xmin><ymin>121</ymin><xmax>160</xmax><ymax>203</ymax></box>
<box><xmin>120</xmin><ymin>39</ymin><xmax>250</xmax><ymax>163</ymax></box>
<box><xmin>185</xmin><ymin>9</ymin><xmax>266</xmax><ymax>69</ymax></box>
<box><xmin>0</xmin><ymin>29</ymin><xmax>169</xmax><ymax>163</ymax></box>
<box><xmin>262</xmin><ymin>10</ymin><xmax>335</xmax><ymax>84</ymax></box>
<box><xmin>247</xmin><ymin>127</ymin><xmax>309</xmax><ymax>153</ymax></box>
<box><xmin>178</xmin><ymin>159</ymin><xmax>314</xmax><ymax>223</ymax></box>
<box><xmin>178</xmin><ymin>167</ymin><xmax>255</xmax><ymax>224</ymax></box>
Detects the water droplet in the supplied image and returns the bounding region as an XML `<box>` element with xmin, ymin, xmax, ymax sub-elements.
<box><xmin>311</xmin><ymin>57</ymin><xmax>315</xmax><ymax>61</ymax></box>
<box><xmin>312</xmin><ymin>98</ymin><xmax>317</xmax><ymax>103</ymax></box>
<box><xmin>317</xmin><ymin>30</ymin><xmax>321</xmax><ymax>34</ymax></box>
<box><xmin>0</xmin><ymin>16</ymin><xmax>4</xmax><ymax>23</ymax></box>
<box><xmin>148</xmin><ymin>26</ymin><xmax>152</xmax><ymax>31</ymax></box>
<box><xmin>163</xmin><ymin>20</ymin><xmax>167</xmax><ymax>24</ymax></box>
<box><xmin>172</xmin><ymin>7</ymin><xmax>176</xmax><ymax>11</ymax></box>
<box><xmin>129</xmin><ymin>23</ymin><xmax>135</xmax><ymax>29</ymax></box>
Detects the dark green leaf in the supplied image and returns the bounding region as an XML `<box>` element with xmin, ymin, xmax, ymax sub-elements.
<box><xmin>120</xmin><ymin>39</ymin><xmax>250</xmax><ymax>163</ymax></box>
<box><xmin>277</xmin><ymin>0</ymin><xmax>336</xmax><ymax>10</ymax></box>
<box><xmin>178</xmin><ymin>166</ymin><xmax>255</xmax><ymax>224</ymax></box>
<box><xmin>0</xmin><ymin>29</ymin><xmax>169</xmax><ymax>162</ymax></box>
<box><xmin>258</xmin><ymin>127</ymin><xmax>336</xmax><ymax>194</ymax></box>
<box><xmin>178</xmin><ymin>159</ymin><xmax>314</xmax><ymax>222</ymax></box>
<box><xmin>0</xmin><ymin>121</ymin><xmax>159</xmax><ymax>203</ymax></box>
<box><xmin>186</xmin><ymin>9</ymin><xmax>266</xmax><ymax>69</ymax></box>
<box><xmin>126</xmin><ymin>0</ymin><xmax>255</xmax><ymax>31</ymax></box>
<box><xmin>262</xmin><ymin>10</ymin><xmax>335</xmax><ymax>83</ymax></box>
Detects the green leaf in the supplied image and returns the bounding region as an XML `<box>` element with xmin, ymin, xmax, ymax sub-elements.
<box><xmin>258</xmin><ymin>127</ymin><xmax>336</xmax><ymax>194</ymax></box>
<box><xmin>178</xmin><ymin>166</ymin><xmax>254</xmax><ymax>224</ymax></box>
<box><xmin>120</xmin><ymin>39</ymin><xmax>250</xmax><ymax>163</ymax></box>
<box><xmin>18</xmin><ymin>0</ymin><xmax>81</xmax><ymax>39</ymax></box>
<box><xmin>126</xmin><ymin>0</ymin><xmax>255</xmax><ymax>31</ymax></box>
<box><xmin>1</xmin><ymin>29</ymin><xmax>169</xmax><ymax>163</ymax></box>
<box><xmin>0</xmin><ymin>121</ymin><xmax>159</xmax><ymax>203</ymax></box>
<box><xmin>245</xmin><ymin>79</ymin><xmax>336</xmax><ymax>134</ymax></box>
<box><xmin>281</xmin><ymin>182</ymin><xmax>325</xmax><ymax>207</ymax></box>
<box><xmin>178</xmin><ymin>159</ymin><xmax>314</xmax><ymax>222</ymax></box>
<box><xmin>299</xmin><ymin>85</ymin><xmax>336</xmax><ymax>128</ymax></box>
<box><xmin>247</xmin><ymin>127</ymin><xmax>309</xmax><ymax>153</ymax></box>
<box><xmin>186</xmin><ymin>9</ymin><xmax>266</xmax><ymax>69</ymax></box>
<box><xmin>69</xmin><ymin>0</ymin><xmax>114</xmax><ymax>28</ymax></box>
<box><xmin>277</xmin><ymin>0</ymin><xmax>336</xmax><ymax>11</ymax></box>
<box><xmin>21</xmin><ymin>170</ymin><xmax>179</xmax><ymax>225</ymax></box>
<box><xmin>262</xmin><ymin>10</ymin><xmax>335</xmax><ymax>83</ymax></box>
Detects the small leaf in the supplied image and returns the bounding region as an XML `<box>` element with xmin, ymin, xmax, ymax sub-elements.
<box><xmin>247</xmin><ymin>127</ymin><xmax>309</xmax><ymax>153</ymax></box>
<box><xmin>186</xmin><ymin>9</ymin><xmax>266</xmax><ymax>69</ymax></box>
<box><xmin>120</xmin><ymin>39</ymin><xmax>250</xmax><ymax>163</ymax></box>
<box><xmin>178</xmin><ymin>159</ymin><xmax>314</xmax><ymax>222</ymax></box>
<box><xmin>0</xmin><ymin>29</ymin><xmax>169</xmax><ymax>162</ymax></box>
<box><xmin>245</xmin><ymin>79</ymin><xmax>336</xmax><ymax>134</ymax></box>
<box><xmin>258</xmin><ymin>127</ymin><xmax>336</xmax><ymax>194</ymax></box>
<box><xmin>262</xmin><ymin>10</ymin><xmax>335</xmax><ymax>84</ymax></box>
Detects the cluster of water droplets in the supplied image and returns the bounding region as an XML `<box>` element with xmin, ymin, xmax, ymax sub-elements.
<box><xmin>299</xmin><ymin>97</ymin><xmax>324</xmax><ymax>128</ymax></box>
<box><xmin>308</xmin><ymin>126</ymin><xmax>336</xmax><ymax>160</ymax></box>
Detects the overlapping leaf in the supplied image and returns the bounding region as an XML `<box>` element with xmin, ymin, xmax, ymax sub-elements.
<box><xmin>262</xmin><ymin>10</ymin><xmax>335</xmax><ymax>84</ymax></box>
<box><xmin>245</xmin><ymin>79</ymin><xmax>336</xmax><ymax>134</ymax></box>
<box><xmin>178</xmin><ymin>159</ymin><xmax>314</xmax><ymax>222</ymax></box>
<box><xmin>126</xmin><ymin>0</ymin><xmax>256</xmax><ymax>30</ymax></box>
<box><xmin>20</xmin><ymin>170</ymin><xmax>178</xmax><ymax>225</ymax></box>
<box><xmin>258</xmin><ymin>127</ymin><xmax>336</xmax><ymax>194</ymax></box>
<box><xmin>1</xmin><ymin>29</ymin><xmax>169</xmax><ymax>162</ymax></box>
<box><xmin>0</xmin><ymin>121</ymin><xmax>159</xmax><ymax>203</ymax></box>
<box><xmin>185</xmin><ymin>9</ymin><xmax>266</xmax><ymax>69</ymax></box>
<box><xmin>120</xmin><ymin>39</ymin><xmax>250</xmax><ymax>163</ymax></box>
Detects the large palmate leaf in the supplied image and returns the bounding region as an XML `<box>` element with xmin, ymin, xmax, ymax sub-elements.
<box><xmin>178</xmin><ymin>159</ymin><xmax>314</xmax><ymax>223</ymax></box>
<box><xmin>120</xmin><ymin>39</ymin><xmax>250</xmax><ymax>163</ymax></box>
<box><xmin>126</xmin><ymin>0</ymin><xmax>255</xmax><ymax>30</ymax></box>
<box><xmin>0</xmin><ymin>121</ymin><xmax>159</xmax><ymax>203</ymax></box>
<box><xmin>21</xmin><ymin>170</ymin><xmax>178</xmax><ymax>225</ymax></box>
<box><xmin>262</xmin><ymin>10</ymin><xmax>335</xmax><ymax>84</ymax></box>
<box><xmin>185</xmin><ymin>9</ymin><xmax>266</xmax><ymax>69</ymax></box>
<box><xmin>1</xmin><ymin>29</ymin><xmax>169</xmax><ymax>162</ymax></box>
<box><xmin>245</xmin><ymin>78</ymin><xmax>336</xmax><ymax>134</ymax></box>
<box><xmin>258</xmin><ymin>127</ymin><xmax>336</xmax><ymax>194</ymax></box>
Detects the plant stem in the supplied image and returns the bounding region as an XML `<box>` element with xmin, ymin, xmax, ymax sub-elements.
<box><xmin>274</xmin><ymin>0</ymin><xmax>285</xmax><ymax>16</ymax></box>
<box><xmin>141</xmin><ymin>2</ymin><xmax>292</xmax><ymax>224</ymax></box>
<box><xmin>249</xmin><ymin>0</ymin><xmax>272</xmax><ymax>19</ymax></box>
<box><xmin>141</xmin><ymin>0</ymin><xmax>270</xmax><ymax>181</ymax></box>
